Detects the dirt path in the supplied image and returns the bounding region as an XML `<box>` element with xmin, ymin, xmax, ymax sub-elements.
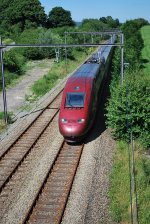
<box><xmin>0</xmin><ymin>59</ymin><xmax>53</xmax><ymax>115</ymax></box>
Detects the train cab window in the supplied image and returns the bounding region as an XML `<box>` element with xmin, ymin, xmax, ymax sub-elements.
<box><xmin>65</xmin><ymin>92</ymin><xmax>85</xmax><ymax>108</ymax></box>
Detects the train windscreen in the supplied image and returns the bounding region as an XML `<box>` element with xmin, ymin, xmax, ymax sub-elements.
<box><xmin>65</xmin><ymin>92</ymin><xmax>85</xmax><ymax>108</ymax></box>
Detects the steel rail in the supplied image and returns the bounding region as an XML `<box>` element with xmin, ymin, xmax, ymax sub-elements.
<box><xmin>0</xmin><ymin>90</ymin><xmax>63</xmax><ymax>159</ymax></box>
<box><xmin>0</xmin><ymin>109</ymin><xmax>59</xmax><ymax>192</ymax></box>
<box><xmin>24</xmin><ymin>141</ymin><xmax>84</xmax><ymax>224</ymax></box>
<box><xmin>0</xmin><ymin>90</ymin><xmax>63</xmax><ymax>192</ymax></box>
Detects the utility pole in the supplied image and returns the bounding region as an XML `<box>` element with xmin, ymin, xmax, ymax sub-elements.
<box><xmin>64</xmin><ymin>32</ymin><xmax>67</xmax><ymax>73</ymax></box>
<box><xmin>55</xmin><ymin>48</ymin><xmax>60</xmax><ymax>63</ymax></box>
<box><xmin>121</xmin><ymin>33</ymin><xmax>124</xmax><ymax>85</ymax></box>
<box><xmin>131</xmin><ymin>132</ymin><xmax>139</xmax><ymax>224</ymax></box>
<box><xmin>0</xmin><ymin>37</ymin><xmax>8</xmax><ymax>124</ymax></box>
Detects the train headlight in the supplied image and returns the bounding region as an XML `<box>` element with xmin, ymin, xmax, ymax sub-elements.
<box><xmin>61</xmin><ymin>118</ymin><xmax>68</xmax><ymax>123</ymax></box>
<box><xmin>77</xmin><ymin>118</ymin><xmax>85</xmax><ymax>123</ymax></box>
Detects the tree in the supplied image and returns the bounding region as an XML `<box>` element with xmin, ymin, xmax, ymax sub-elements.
<box><xmin>0</xmin><ymin>0</ymin><xmax>15</xmax><ymax>34</ymax></box>
<box><xmin>0</xmin><ymin>0</ymin><xmax>46</xmax><ymax>35</ymax></box>
<box><xmin>47</xmin><ymin>7</ymin><xmax>75</xmax><ymax>28</ymax></box>
<box><xmin>81</xmin><ymin>19</ymin><xmax>107</xmax><ymax>31</ymax></box>
<box><xmin>99</xmin><ymin>17</ymin><xmax>107</xmax><ymax>24</ymax></box>
<box><xmin>121</xmin><ymin>20</ymin><xmax>144</xmax><ymax>65</ymax></box>
<box><xmin>99</xmin><ymin>16</ymin><xmax>120</xmax><ymax>28</ymax></box>
<box><xmin>133</xmin><ymin>18</ymin><xmax>149</xmax><ymax>28</ymax></box>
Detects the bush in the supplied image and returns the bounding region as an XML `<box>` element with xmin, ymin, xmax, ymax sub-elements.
<box><xmin>4</xmin><ymin>49</ymin><xmax>26</xmax><ymax>74</ymax></box>
<box><xmin>106</xmin><ymin>71</ymin><xmax>150</xmax><ymax>148</ymax></box>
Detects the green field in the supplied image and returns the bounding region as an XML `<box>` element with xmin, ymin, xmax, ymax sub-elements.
<box><xmin>141</xmin><ymin>25</ymin><xmax>150</xmax><ymax>74</ymax></box>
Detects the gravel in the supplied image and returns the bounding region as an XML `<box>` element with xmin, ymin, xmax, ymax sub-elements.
<box><xmin>0</xmin><ymin>114</ymin><xmax>64</xmax><ymax>224</ymax></box>
<box><xmin>61</xmin><ymin>129</ymin><xmax>116</xmax><ymax>224</ymax></box>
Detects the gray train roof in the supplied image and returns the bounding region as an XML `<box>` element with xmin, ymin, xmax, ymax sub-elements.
<box><xmin>71</xmin><ymin>63</ymin><xmax>101</xmax><ymax>78</ymax></box>
<box><xmin>67</xmin><ymin>37</ymin><xmax>115</xmax><ymax>82</ymax></box>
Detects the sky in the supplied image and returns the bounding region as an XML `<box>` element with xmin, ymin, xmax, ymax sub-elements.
<box><xmin>39</xmin><ymin>0</ymin><xmax>150</xmax><ymax>23</ymax></box>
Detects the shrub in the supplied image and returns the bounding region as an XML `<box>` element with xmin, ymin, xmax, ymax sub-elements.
<box><xmin>106</xmin><ymin>71</ymin><xmax>150</xmax><ymax>148</ymax></box>
<box><xmin>4</xmin><ymin>49</ymin><xmax>26</xmax><ymax>74</ymax></box>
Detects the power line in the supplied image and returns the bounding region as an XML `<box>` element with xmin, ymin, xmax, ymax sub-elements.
<box><xmin>0</xmin><ymin>43</ymin><xmax>123</xmax><ymax>49</ymax></box>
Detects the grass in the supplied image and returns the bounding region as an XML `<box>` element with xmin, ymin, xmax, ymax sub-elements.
<box><xmin>3</xmin><ymin>38</ymin><xmax>14</xmax><ymax>44</ymax></box>
<box><xmin>0</xmin><ymin>119</ymin><xmax>6</xmax><ymax>134</ymax></box>
<box><xmin>141</xmin><ymin>25</ymin><xmax>150</xmax><ymax>75</ymax></box>
<box><xmin>0</xmin><ymin>112</ymin><xmax>14</xmax><ymax>133</ymax></box>
<box><xmin>24</xmin><ymin>59</ymin><xmax>52</xmax><ymax>70</ymax></box>
<box><xmin>109</xmin><ymin>141</ymin><xmax>150</xmax><ymax>223</ymax></box>
<box><xmin>31</xmin><ymin>49</ymin><xmax>92</xmax><ymax>98</ymax></box>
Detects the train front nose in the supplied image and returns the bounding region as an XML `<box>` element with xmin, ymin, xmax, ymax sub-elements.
<box><xmin>59</xmin><ymin>119</ymin><xmax>86</xmax><ymax>138</ymax></box>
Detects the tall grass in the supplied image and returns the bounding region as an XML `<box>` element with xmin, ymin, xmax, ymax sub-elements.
<box><xmin>0</xmin><ymin>112</ymin><xmax>14</xmax><ymax>133</ymax></box>
<box><xmin>109</xmin><ymin>141</ymin><xmax>150</xmax><ymax>223</ymax></box>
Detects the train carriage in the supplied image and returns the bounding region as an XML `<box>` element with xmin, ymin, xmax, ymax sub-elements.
<box><xmin>59</xmin><ymin>38</ymin><xmax>115</xmax><ymax>142</ymax></box>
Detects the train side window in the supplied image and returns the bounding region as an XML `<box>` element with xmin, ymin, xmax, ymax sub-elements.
<box><xmin>65</xmin><ymin>92</ymin><xmax>85</xmax><ymax>108</ymax></box>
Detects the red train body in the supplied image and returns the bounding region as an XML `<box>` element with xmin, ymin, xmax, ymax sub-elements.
<box><xmin>59</xmin><ymin>40</ymin><xmax>114</xmax><ymax>142</ymax></box>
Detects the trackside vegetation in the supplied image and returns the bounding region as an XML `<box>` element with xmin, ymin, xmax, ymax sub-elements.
<box><xmin>31</xmin><ymin>49</ymin><xmax>93</xmax><ymax>98</ymax></box>
<box><xmin>106</xmin><ymin>69</ymin><xmax>150</xmax><ymax>147</ymax></box>
<box><xmin>0</xmin><ymin>112</ymin><xmax>14</xmax><ymax>133</ymax></box>
<box><xmin>107</xmin><ymin>20</ymin><xmax>150</xmax><ymax>223</ymax></box>
<box><xmin>106</xmin><ymin>20</ymin><xmax>150</xmax><ymax>148</ymax></box>
<box><xmin>109</xmin><ymin>141</ymin><xmax>150</xmax><ymax>223</ymax></box>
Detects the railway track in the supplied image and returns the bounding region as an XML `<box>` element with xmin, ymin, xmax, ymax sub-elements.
<box><xmin>0</xmin><ymin>139</ymin><xmax>84</xmax><ymax>223</ymax></box>
<box><xmin>0</xmin><ymin>88</ymin><xmax>84</xmax><ymax>224</ymax></box>
<box><xmin>0</xmin><ymin>91</ymin><xmax>62</xmax><ymax>192</ymax></box>
<box><xmin>24</xmin><ymin>141</ymin><xmax>84</xmax><ymax>224</ymax></box>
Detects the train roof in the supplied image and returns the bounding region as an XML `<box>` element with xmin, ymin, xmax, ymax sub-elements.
<box><xmin>67</xmin><ymin>63</ymin><xmax>101</xmax><ymax>81</ymax></box>
<box><xmin>65</xmin><ymin>63</ymin><xmax>101</xmax><ymax>92</ymax></box>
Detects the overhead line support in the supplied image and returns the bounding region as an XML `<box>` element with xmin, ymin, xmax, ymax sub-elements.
<box><xmin>0</xmin><ymin>37</ymin><xmax>8</xmax><ymax>125</ymax></box>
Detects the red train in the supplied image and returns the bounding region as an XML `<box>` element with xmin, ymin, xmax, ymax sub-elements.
<box><xmin>59</xmin><ymin>40</ymin><xmax>114</xmax><ymax>142</ymax></box>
